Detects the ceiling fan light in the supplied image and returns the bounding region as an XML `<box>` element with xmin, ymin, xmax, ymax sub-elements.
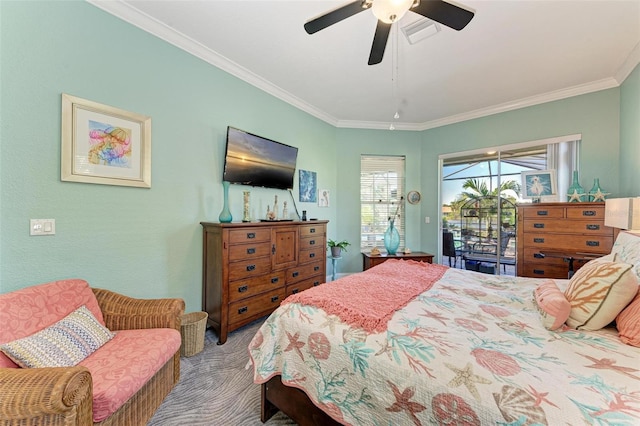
<box><xmin>372</xmin><ymin>0</ymin><xmax>414</xmax><ymax>24</ymax></box>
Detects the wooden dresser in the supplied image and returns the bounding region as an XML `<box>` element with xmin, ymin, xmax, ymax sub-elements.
<box><xmin>362</xmin><ymin>251</ymin><xmax>434</xmax><ymax>271</ymax></box>
<box><xmin>516</xmin><ymin>202</ymin><xmax>616</xmax><ymax>278</ymax></box>
<box><xmin>200</xmin><ymin>220</ymin><xmax>327</xmax><ymax>344</ymax></box>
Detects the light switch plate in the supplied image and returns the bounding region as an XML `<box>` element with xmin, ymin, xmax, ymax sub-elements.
<box><xmin>30</xmin><ymin>219</ymin><xmax>55</xmax><ymax>236</ymax></box>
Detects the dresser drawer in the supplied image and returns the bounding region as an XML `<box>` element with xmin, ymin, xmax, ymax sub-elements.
<box><xmin>299</xmin><ymin>246</ymin><xmax>325</xmax><ymax>265</ymax></box>
<box><xmin>228</xmin><ymin>271</ymin><xmax>285</xmax><ymax>303</ymax></box>
<box><xmin>229</xmin><ymin>228</ymin><xmax>271</xmax><ymax>244</ymax></box>
<box><xmin>521</xmin><ymin>206</ymin><xmax>565</xmax><ymax>219</ymax></box>
<box><xmin>286</xmin><ymin>274</ymin><xmax>324</xmax><ymax>296</ymax></box>
<box><xmin>300</xmin><ymin>224</ymin><xmax>325</xmax><ymax>238</ymax></box>
<box><xmin>228</xmin><ymin>256</ymin><xmax>272</xmax><ymax>281</ymax></box>
<box><xmin>565</xmin><ymin>205</ymin><xmax>605</xmax><ymax>220</ymax></box>
<box><xmin>286</xmin><ymin>261</ymin><xmax>324</xmax><ymax>284</ymax></box>
<box><xmin>522</xmin><ymin>220</ymin><xmax>614</xmax><ymax>235</ymax></box>
<box><xmin>521</xmin><ymin>233</ymin><xmax>613</xmax><ymax>253</ymax></box>
<box><xmin>228</xmin><ymin>242</ymin><xmax>271</xmax><ymax>261</ymax></box>
<box><xmin>300</xmin><ymin>235</ymin><xmax>325</xmax><ymax>250</ymax></box>
<box><xmin>519</xmin><ymin>263</ymin><xmax>571</xmax><ymax>279</ymax></box>
<box><xmin>228</xmin><ymin>288</ymin><xmax>286</xmax><ymax>325</ymax></box>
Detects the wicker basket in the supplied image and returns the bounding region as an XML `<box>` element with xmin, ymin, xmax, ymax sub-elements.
<box><xmin>180</xmin><ymin>311</ymin><xmax>208</xmax><ymax>357</ymax></box>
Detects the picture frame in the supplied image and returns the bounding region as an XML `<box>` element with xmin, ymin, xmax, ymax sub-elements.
<box><xmin>299</xmin><ymin>170</ymin><xmax>317</xmax><ymax>202</ymax></box>
<box><xmin>61</xmin><ymin>94</ymin><xmax>151</xmax><ymax>188</ymax></box>
<box><xmin>521</xmin><ymin>170</ymin><xmax>557</xmax><ymax>201</ymax></box>
<box><xmin>318</xmin><ymin>189</ymin><xmax>330</xmax><ymax>207</ymax></box>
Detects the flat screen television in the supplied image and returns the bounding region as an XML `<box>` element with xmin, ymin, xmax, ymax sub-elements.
<box><xmin>223</xmin><ymin>126</ymin><xmax>298</xmax><ymax>190</ymax></box>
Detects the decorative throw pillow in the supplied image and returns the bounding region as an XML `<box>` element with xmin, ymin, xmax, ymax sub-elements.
<box><xmin>564</xmin><ymin>258</ymin><xmax>638</xmax><ymax>330</ymax></box>
<box><xmin>0</xmin><ymin>305</ymin><xmax>115</xmax><ymax>368</ymax></box>
<box><xmin>533</xmin><ymin>280</ymin><xmax>571</xmax><ymax>330</ymax></box>
<box><xmin>616</xmin><ymin>288</ymin><xmax>640</xmax><ymax>347</ymax></box>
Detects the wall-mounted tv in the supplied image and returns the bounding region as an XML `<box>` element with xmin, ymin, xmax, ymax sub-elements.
<box><xmin>223</xmin><ymin>126</ymin><xmax>298</xmax><ymax>190</ymax></box>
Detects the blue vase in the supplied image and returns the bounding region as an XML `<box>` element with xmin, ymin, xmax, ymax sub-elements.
<box><xmin>384</xmin><ymin>220</ymin><xmax>400</xmax><ymax>255</ymax></box>
<box><xmin>566</xmin><ymin>170</ymin><xmax>585</xmax><ymax>202</ymax></box>
<box><xmin>218</xmin><ymin>181</ymin><xmax>232</xmax><ymax>223</ymax></box>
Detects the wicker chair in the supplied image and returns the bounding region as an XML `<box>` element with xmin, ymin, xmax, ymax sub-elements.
<box><xmin>0</xmin><ymin>287</ymin><xmax>185</xmax><ymax>426</ymax></box>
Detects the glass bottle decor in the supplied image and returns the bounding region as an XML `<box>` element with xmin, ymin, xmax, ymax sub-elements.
<box><xmin>588</xmin><ymin>178</ymin><xmax>607</xmax><ymax>202</ymax></box>
<box><xmin>242</xmin><ymin>190</ymin><xmax>251</xmax><ymax>222</ymax></box>
<box><xmin>384</xmin><ymin>219</ymin><xmax>401</xmax><ymax>255</ymax></box>
<box><xmin>218</xmin><ymin>181</ymin><xmax>232</xmax><ymax>223</ymax></box>
<box><xmin>566</xmin><ymin>170</ymin><xmax>585</xmax><ymax>203</ymax></box>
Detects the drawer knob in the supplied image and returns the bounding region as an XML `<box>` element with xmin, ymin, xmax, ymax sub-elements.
<box><xmin>314</xmin><ymin>266</ymin><xmax>319</xmax><ymax>271</ymax></box>
<box><xmin>238</xmin><ymin>285</ymin><xmax>248</xmax><ymax>293</ymax></box>
<box><xmin>246</xmin><ymin>264</ymin><xmax>256</xmax><ymax>272</ymax></box>
<box><xmin>586</xmin><ymin>224</ymin><xmax>600</xmax><ymax>230</ymax></box>
<box><xmin>534</xmin><ymin>253</ymin><xmax>544</xmax><ymax>259</ymax></box>
<box><xmin>247</xmin><ymin>233</ymin><xmax>256</xmax><ymax>239</ymax></box>
<box><xmin>536</xmin><ymin>211</ymin><xmax>548</xmax><ymax>216</ymax></box>
<box><xmin>533</xmin><ymin>223</ymin><xmax>544</xmax><ymax>229</ymax></box>
<box><xmin>309</xmin><ymin>240</ymin><xmax>316</xmax><ymax>245</ymax></box>
<box><xmin>238</xmin><ymin>306</ymin><xmax>248</xmax><ymax>315</ymax></box>
<box><xmin>586</xmin><ymin>240</ymin><xmax>600</xmax><ymax>247</ymax></box>
<box><xmin>313</xmin><ymin>281</ymin><xmax>320</xmax><ymax>286</ymax></box>
<box><xmin>247</xmin><ymin>248</ymin><xmax>256</xmax><ymax>254</ymax></box>
<box><xmin>533</xmin><ymin>269</ymin><xmax>545</xmax><ymax>275</ymax></box>
<box><xmin>292</xmin><ymin>271</ymin><xmax>299</xmax><ymax>278</ymax></box>
<box><xmin>271</xmin><ymin>295</ymin><xmax>279</xmax><ymax>303</ymax></box>
<box><xmin>310</xmin><ymin>228</ymin><xmax>316</xmax><ymax>233</ymax></box>
<box><xmin>292</xmin><ymin>289</ymin><xmax>299</xmax><ymax>294</ymax></box>
<box><xmin>533</xmin><ymin>238</ymin><xmax>545</xmax><ymax>243</ymax></box>
<box><xmin>310</xmin><ymin>253</ymin><xmax>315</xmax><ymax>258</ymax></box>
<box><xmin>271</xmin><ymin>277</ymin><xmax>279</xmax><ymax>284</ymax></box>
<box><xmin>583</xmin><ymin>211</ymin><xmax>596</xmax><ymax>217</ymax></box>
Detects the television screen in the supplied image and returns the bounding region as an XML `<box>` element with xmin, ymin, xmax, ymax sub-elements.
<box><xmin>223</xmin><ymin>127</ymin><xmax>298</xmax><ymax>190</ymax></box>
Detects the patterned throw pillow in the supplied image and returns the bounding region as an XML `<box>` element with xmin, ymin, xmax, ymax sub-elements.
<box><xmin>533</xmin><ymin>280</ymin><xmax>571</xmax><ymax>330</ymax></box>
<box><xmin>0</xmin><ymin>305</ymin><xmax>115</xmax><ymax>368</ymax></box>
<box><xmin>616</xmin><ymin>288</ymin><xmax>640</xmax><ymax>347</ymax></box>
<box><xmin>564</xmin><ymin>258</ymin><xmax>638</xmax><ymax>330</ymax></box>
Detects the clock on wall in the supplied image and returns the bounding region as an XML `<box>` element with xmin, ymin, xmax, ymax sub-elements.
<box><xmin>407</xmin><ymin>191</ymin><xmax>421</xmax><ymax>205</ymax></box>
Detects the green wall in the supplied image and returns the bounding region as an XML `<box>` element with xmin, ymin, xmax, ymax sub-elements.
<box><xmin>620</xmin><ymin>64</ymin><xmax>640</xmax><ymax>196</ymax></box>
<box><xmin>1</xmin><ymin>1</ymin><xmax>636</xmax><ymax>310</ymax></box>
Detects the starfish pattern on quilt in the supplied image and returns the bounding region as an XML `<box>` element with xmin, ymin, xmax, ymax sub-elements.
<box><xmin>445</xmin><ymin>362</ymin><xmax>492</xmax><ymax>401</ymax></box>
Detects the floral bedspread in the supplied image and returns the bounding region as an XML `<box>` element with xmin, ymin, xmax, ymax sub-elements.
<box><xmin>249</xmin><ymin>261</ymin><xmax>640</xmax><ymax>425</ymax></box>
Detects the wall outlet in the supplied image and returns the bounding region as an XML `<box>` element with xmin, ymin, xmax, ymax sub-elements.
<box><xmin>30</xmin><ymin>219</ymin><xmax>55</xmax><ymax>236</ymax></box>
<box><xmin>424</xmin><ymin>216</ymin><xmax>430</xmax><ymax>224</ymax></box>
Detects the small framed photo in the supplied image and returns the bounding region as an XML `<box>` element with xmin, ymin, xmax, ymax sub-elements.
<box><xmin>318</xmin><ymin>189</ymin><xmax>330</xmax><ymax>207</ymax></box>
<box><xmin>61</xmin><ymin>94</ymin><xmax>151</xmax><ymax>188</ymax></box>
<box><xmin>521</xmin><ymin>170</ymin><xmax>557</xmax><ymax>201</ymax></box>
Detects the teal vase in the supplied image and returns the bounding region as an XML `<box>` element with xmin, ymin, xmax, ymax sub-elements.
<box><xmin>566</xmin><ymin>170</ymin><xmax>585</xmax><ymax>202</ymax></box>
<box><xmin>384</xmin><ymin>220</ymin><xmax>400</xmax><ymax>255</ymax></box>
<box><xmin>588</xmin><ymin>178</ymin><xmax>605</xmax><ymax>202</ymax></box>
<box><xmin>218</xmin><ymin>181</ymin><xmax>232</xmax><ymax>223</ymax></box>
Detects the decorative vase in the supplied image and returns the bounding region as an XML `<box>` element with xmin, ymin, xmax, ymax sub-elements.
<box><xmin>566</xmin><ymin>170</ymin><xmax>585</xmax><ymax>203</ymax></box>
<box><xmin>588</xmin><ymin>178</ymin><xmax>607</xmax><ymax>202</ymax></box>
<box><xmin>242</xmin><ymin>190</ymin><xmax>251</xmax><ymax>222</ymax></box>
<box><xmin>384</xmin><ymin>219</ymin><xmax>401</xmax><ymax>255</ymax></box>
<box><xmin>218</xmin><ymin>181</ymin><xmax>232</xmax><ymax>223</ymax></box>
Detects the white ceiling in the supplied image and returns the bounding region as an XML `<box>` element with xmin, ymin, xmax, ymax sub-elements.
<box><xmin>90</xmin><ymin>0</ymin><xmax>640</xmax><ymax>131</ymax></box>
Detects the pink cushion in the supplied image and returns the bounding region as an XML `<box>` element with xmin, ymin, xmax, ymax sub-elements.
<box><xmin>533</xmin><ymin>280</ymin><xmax>571</xmax><ymax>330</ymax></box>
<box><xmin>80</xmin><ymin>328</ymin><xmax>181</xmax><ymax>422</ymax></box>
<box><xmin>616</xmin><ymin>287</ymin><xmax>640</xmax><ymax>347</ymax></box>
<box><xmin>0</xmin><ymin>279</ymin><xmax>104</xmax><ymax>368</ymax></box>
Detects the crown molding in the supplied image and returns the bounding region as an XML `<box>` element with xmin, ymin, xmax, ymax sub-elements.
<box><xmin>87</xmin><ymin>0</ymin><xmax>632</xmax><ymax>133</ymax></box>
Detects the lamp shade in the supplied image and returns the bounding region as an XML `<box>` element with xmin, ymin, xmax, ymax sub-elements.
<box><xmin>372</xmin><ymin>0</ymin><xmax>414</xmax><ymax>23</ymax></box>
<box><xmin>604</xmin><ymin>198</ymin><xmax>640</xmax><ymax>230</ymax></box>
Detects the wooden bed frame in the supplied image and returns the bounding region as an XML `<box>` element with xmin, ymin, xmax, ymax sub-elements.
<box><xmin>261</xmin><ymin>375</ymin><xmax>342</xmax><ymax>426</ymax></box>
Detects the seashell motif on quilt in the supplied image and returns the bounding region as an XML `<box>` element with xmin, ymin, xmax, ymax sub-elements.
<box><xmin>342</xmin><ymin>327</ymin><xmax>367</xmax><ymax>343</ymax></box>
<box><xmin>493</xmin><ymin>385</ymin><xmax>547</xmax><ymax>425</ymax></box>
<box><xmin>431</xmin><ymin>393</ymin><xmax>480</xmax><ymax>426</ymax></box>
<box><xmin>471</xmin><ymin>348</ymin><xmax>521</xmax><ymax>376</ymax></box>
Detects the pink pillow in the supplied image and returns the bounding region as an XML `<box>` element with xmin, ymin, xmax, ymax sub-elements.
<box><xmin>534</xmin><ymin>280</ymin><xmax>571</xmax><ymax>330</ymax></box>
<box><xmin>616</xmin><ymin>287</ymin><xmax>640</xmax><ymax>347</ymax></box>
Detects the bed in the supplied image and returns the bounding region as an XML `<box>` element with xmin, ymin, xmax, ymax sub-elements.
<box><xmin>249</xmin><ymin>231</ymin><xmax>640</xmax><ymax>425</ymax></box>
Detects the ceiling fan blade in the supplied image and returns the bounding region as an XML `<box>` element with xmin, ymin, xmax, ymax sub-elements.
<box><xmin>304</xmin><ymin>1</ymin><xmax>369</xmax><ymax>34</ymax></box>
<box><xmin>412</xmin><ymin>0</ymin><xmax>474</xmax><ymax>31</ymax></box>
<box><xmin>368</xmin><ymin>21</ymin><xmax>392</xmax><ymax>65</ymax></box>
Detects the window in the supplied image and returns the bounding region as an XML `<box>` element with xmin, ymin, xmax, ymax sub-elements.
<box><xmin>361</xmin><ymin>155</ymin><xmax>405</xmax><ymax>252</ymax></box>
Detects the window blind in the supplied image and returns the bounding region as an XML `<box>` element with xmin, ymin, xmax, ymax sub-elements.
<box><xmin>360</xmin><ymin>155</ymin><xmax>406</xmax><ymax>251</ymax></box>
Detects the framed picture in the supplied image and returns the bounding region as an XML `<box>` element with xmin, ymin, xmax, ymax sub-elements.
<box><xmin>521</xmin><ymin>170</ymin><xmax>557</xmax><ymax>201</ymax></box>
<box><xmin>318</xmin><ymin>189</ymin><xmax>330</xmax><ymax>207</ymax></box>
<box><xmin>299</xmin><ymin>170</ymin><xmax>317</xmax><ymax>202</ymax></box>
<box><xmin>61</xmin><ymin>94</ymin><xmax>151</xmax><ymax>188</ymax></box>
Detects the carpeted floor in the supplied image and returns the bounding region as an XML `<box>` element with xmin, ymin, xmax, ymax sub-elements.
<box><xmin>148</xmin><ymin>319</ymin><xmax>296</xmax><ymax>425</ymax></box>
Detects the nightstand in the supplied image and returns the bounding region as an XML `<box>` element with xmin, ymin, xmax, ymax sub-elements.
<box><xmin>362</xmin><ymin>251</ymin><xmax>434</xmax><ymax>271</ymax></box>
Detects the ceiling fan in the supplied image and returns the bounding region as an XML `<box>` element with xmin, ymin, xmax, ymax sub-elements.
<box><xmin>304</xmin><ymin>0</ymin><xmax>475</xmax><ymax>65</ymax></box>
